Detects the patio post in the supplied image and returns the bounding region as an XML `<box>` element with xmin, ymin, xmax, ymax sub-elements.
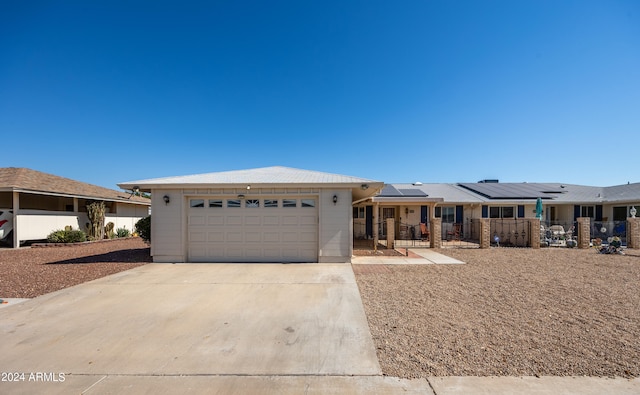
<box><xmin>479</xmin><ymin>218</ymin><xmax>490</xmax><ymax>249</ymax></box>
<box><xmin>386</xmin><ymin>218</ymin><xmax>394</xmax><ymax>249</ymax></box>
<box><xmin>430</xmin><ymin>218</ymin><xmax>441</xmax><ymax>248</ymax></box>
<box><xmin>576</xmin><ymin>217</ymin><xmax>590</xmax><ymax>249</ymax></box>
<box><xmin>627</xmin><ymin>217</ymin><xmax>639</xmax><ymax>249</ymax></box>
<box><xmin>530</xmin><ymin>218</ymin><xmax>541</xmax><ymax>249</ymax></box>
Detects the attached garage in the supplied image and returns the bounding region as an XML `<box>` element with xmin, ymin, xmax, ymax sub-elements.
<box><xmin>118</xmin><ymin>167</ymin><xmax>382</xmax><ymax>263</ymax></box>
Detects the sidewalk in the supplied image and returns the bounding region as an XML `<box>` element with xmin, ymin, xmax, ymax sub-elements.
<box><xmin>352</xmin><ymin>249</ymin><xmax>464</xmax><ymax>265</ymax></box>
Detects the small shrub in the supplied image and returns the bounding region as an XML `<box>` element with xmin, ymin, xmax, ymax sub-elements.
<box><xmin>135</xmin><ymin>216</ymin><xmax>151</xmax><ymax>242</ymax></box>
<box><xmin>47</xmin><ymin>229</ymin><xmax>87</xmax><ymax>243</ymax></box>
<box><xmin>115</xmin><ymin>227</ymin><xmax>130</xmax><ymax>238</ymax></box>
<box><xmin>105</xmin><ymin>222</ymin><xmax>115</xmax><ymax>239</ymax></box>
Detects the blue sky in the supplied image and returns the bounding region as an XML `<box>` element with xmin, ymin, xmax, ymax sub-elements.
<box><xmin>1</xmin><ymin>1</ymin><xmax>639</xmax><ymax>190</ymax></box>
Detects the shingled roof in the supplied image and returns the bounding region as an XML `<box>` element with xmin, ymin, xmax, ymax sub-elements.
<box><xmin>0</xmin><ymin>167</ymin><xmax>150</xmax><ymax>204</ymax></box>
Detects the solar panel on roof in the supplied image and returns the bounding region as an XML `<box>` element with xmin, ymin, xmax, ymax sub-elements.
<box><xmin>458</xmin><ymin>183</ymin><xmax>564</xmax><ymax>199</ymax></box>
<box><xmin>397</xmin><ymin>189</ymin><xmax>428</xmax><ymax>197</ymax></box>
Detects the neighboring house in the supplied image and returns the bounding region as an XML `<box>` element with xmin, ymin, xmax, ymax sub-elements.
<box><xmin>353</xmin><ymin>180</ymin><xmax>640</xmax><ymax>242</ymax></box>
<box><xmin>0</xmin><ymin>167</ymin><xmax>150</xmax><ymax>247</ymax></box>
<box><xmin>118</xmin><ymin>166</ymin><xmax>382</xmax><ymax>263</ymax></box>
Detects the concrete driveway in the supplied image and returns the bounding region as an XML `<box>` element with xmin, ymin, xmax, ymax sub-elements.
<box><xmin>0</xmin><ymin>263</ymin><xmax>427</xmax><ymax>394</ymax></box>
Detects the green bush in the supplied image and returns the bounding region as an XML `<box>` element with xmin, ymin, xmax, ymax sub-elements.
<box><xmin>135</xmin><ymin>216</ymin><xmax>151</xmax><ymax>242</ymax></box>
<box><xmin>115</xmin><ymin>227</ymin><xmax>130</xmax><ymax>238</ymax></box>
<box><xmin>47</xmin><ymin>229</ymin><xmax>87</xmax><ymax>243</ymax></box>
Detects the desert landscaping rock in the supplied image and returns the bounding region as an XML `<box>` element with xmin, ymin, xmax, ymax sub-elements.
<box><xmin>354</xmin><ymin>247</ymin><xmax>640</xmax><ymax>379</ymax></box>
<box><xmin>0</xmin><ymin>238</ymin><xmax>150</xmax><ymax>298</ymax></box>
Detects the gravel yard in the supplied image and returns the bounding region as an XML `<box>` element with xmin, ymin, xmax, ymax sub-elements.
<box><xmin>0</xmin><ymin>238</ymin><xmax>150</xmax><ymax>298</ymax></box>
<box><xmin>354</xmin><ymin>247</ymin><xmax>640</xmax><ymax>378</ymax></box>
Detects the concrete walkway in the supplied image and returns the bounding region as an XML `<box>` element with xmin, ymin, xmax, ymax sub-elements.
<box><xmin>1</xmin><ymin>263</ymin><xmax>638</xmax><ymax>394</ymax></box>
<box><xmin>352</xmin><ymin>249</ymin><xmax>464</xmax><ymax>265</ymax></box>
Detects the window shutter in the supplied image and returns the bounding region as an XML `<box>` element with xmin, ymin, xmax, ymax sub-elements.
<box><xmin>421</xmin><ymin>206</ymin><xmax>428</xmax><ymax>223</ymax></box>
<box><xmin>517</xmin><ymin>205</ymin><xmax>525</xmax><ymax>218</ymax></box>
<box><xmin>353</xmin><ymin>207</ymin><xmax>358</xmax><ymax>218</ymax></box>
<box><xmin>435</xmin><ymin>207</ymin><xmax>442</xmax><ymax>218</ymax></box>
<box><xmin>574</xmin><ymin>205</ymin><xmax>580</xmax><ymax>221</ymax></box>
<box><xmin>365</xmin><ymin>206</ymin><xmax>373</xmax><ymax>237</ymax></box>
<box><xmin>456</xmin><ymin>205</ymin><xmax>463</xmax><ymax>223</ymax></box>
<box><xmin>482</xmin><ymin>205</ymin><xmax>488</xmax><ymax>218</ymax></box>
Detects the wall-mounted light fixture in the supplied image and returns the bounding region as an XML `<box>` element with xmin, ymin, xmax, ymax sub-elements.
<box><xmin>631</xmin><ymin>206</ymin><xmax>637</xmax><ymax>218</ymax></box>
<box><xmin>333</xmin><ymin>195</ymin><xmax>338</xmax><ymax>205</ymax></box>
<box><xmin>405</xmin><ymin>207</ymin><xmax>409</xmax><ymax>215</ymax></box>
<box><xmin>247</xmin><ymin>185</ymin><xmax>251</xmax><ymax>190</ymax></box>
<box><xmin>361</xmin><ymin>184</ymin><xmax>369</xmax><ymax>190</ymax></box>
<box><xmin>163</xmin><ymin>195</ymin><xmax>170</xmax><ymax>205</ymax></box>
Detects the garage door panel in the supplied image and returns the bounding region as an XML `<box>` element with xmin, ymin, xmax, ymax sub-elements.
<box><xmin>263</xmin><ymin>232</ymin><xmax>279</xmax><ymax>242</ymax></box>
<box><xmin>226</xmin><ymin>232</ymin><xmax>243</xmax><ymax>242</ymax></box>
<box><xmin>245</xmin><ymin>232</ymin><xmax>261</xmax><ymax>243</ymax></box>
<box><xmin>300</xmin><ymin>231</ymin><xmax>316</xmax><ymax>242</ymax></box>
<box><xmin>300</xmin><ymin>215</ymin><xmax>316</xmax><ymax>225</ymax></box>
<box><xmin>282</xmin><ymin>216</ymin><xmax>298</xmax><ymax>225</ymax></box>
<box><xmin>207</xmin><ymin>216</ymin><xmax>224</xmax><ymax>225</ymax></box>
<box><xmin>189</xmin><ymin>216</ymin><xmax>206</xmax><ymax>226</ymax></box>
<box><xmin>226</xmin><ymin>248</ymin><xmax>243</xmax><ymax>257</ymax></box>
<box><xmin>226</xmin><ymin>216</ymin><xmax>242</xmax><ymax>226</ymax></box>
<box><xmin>189</xmin><ymin>231</ymin><xmax>206</xmax><ymax>243</ymax></box>
<box><xmin>207</xmin><ymin>248</ymin><xmax>225</xmax><ymax>258</ymax></box>
<box><xmin>263</xmin><ymin>216</ymin><xmax>280</xmax><ymax>225</ymax></box>
<box><xmin>263</xmin><ymin>248</ymin><xmax>281</xmax><ymax>257</ymax></box>
<box><xmin>282</xmin><ymin>232</ymin><xmax>299</xmax><ymax>242</ymax></box>
<box><xmin>245</xmin><ymin>216</ymin><xmax>261</xmax><ymax>225</ymax></box>
<box><xmin>299</xmin><ymin>248</ymin><xmax>317</xmax><ymax>260</ymax></box>
<box><xmin>190</xmin><ymin>246</ymin><xmax>207</xmax><ymax>257</ymax></box>
<box><xmin>207</xmin><ymin>231</ymin><xmax>224</xmax><ymax>242</ymax></box>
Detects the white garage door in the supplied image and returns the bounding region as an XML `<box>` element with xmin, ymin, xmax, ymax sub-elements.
<box><xmin>187</xmin><ymin>197</ymin><xmax>318</xmax><ymax>262</ymax></box>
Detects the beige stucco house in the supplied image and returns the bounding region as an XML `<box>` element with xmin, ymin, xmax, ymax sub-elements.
<box><xmin>0</xmin><ymin>167</ymin><xmax>150</xmax><ymax>247</ymax></box>
<box><xmin>118</xmin><ymin>166</ymin><xmax>382</xmax><ymax>263</ymax></box>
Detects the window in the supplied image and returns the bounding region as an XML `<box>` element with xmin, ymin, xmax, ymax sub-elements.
<box><xmin>490</xmin><ymin>206</ymin><xmax>514</xmax><ymax>218</ymax></box>
<box><xmin>264</xmin><ymin>199</ymin><xmax>278</xmax><ymax>208</ymax></box>
<box><xmin>581</xmin><ymin>206</ymin><xmax>595</xmax><ymax>218</ymax></box>
<box><xmin>190</xmin><ymin>199</ymin><xmax>204</xmax><ymax>208</ymax></box>
<box><xmin>208</xmin><ymin>200</ymin><xmax>222</xmax><ymax>208</ymax></box>
<box><xmin>613</xmin><ymin>206</ymin><xmax>627</xmax><ymax>221</ymax></box>
<box><xmin>227</xmin><ymin>199</ymin><xmax>241</xmax><ymax>208</ymax></box>
<box><xmin>441</xmin><ymin>207</ymin><xmax>455</xmax><ymax>223</ymax></box>
<box><xmin>246</xmin><ymin>199</ymin><xmax>260</xmax><ymax>208</ymax></box>
<box><xmin>301</xmin><ymin>199</ymin><xmax>316</xmax><ymax>208</ymax></box>
<box><xmin>436</xmin><ymin>206</ymin><xmax>455</xmax><ymax>222</ymax></box>
<box><xmin>354</xmin><ymin>207</ymin><xmax>365</xmax><ymax>219</ymax></box>
<box><xmin>283</xmin><ymin>199</ymin><xmax>297</xmax><ymax>208</ymax></box>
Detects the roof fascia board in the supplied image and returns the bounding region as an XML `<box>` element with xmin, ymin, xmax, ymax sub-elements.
<box><xmin>13</xmin><ymin>188</ymin><xmax>150</xmax><ymax>205</ymax></box>
<box><xmin>371</xmin><ymin>197</ymin><xmax>444</xmax><ymax>203</ymax></box>
<box><xmin>122</xmin><ymin>182</ymin><xmax>384</xmax><ymax>191</ymax></box>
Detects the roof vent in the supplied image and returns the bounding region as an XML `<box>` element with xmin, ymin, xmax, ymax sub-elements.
<box><xmin>478</xmin><ymin>179</ymin><xmax>499</xmax><ymax>183</ymax></box>
<box><xmin>413</xmin><ymin>182</ymin><xmax>423</xmax><ymax>186</ymax></box>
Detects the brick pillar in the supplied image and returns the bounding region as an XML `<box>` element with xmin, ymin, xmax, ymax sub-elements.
<box><xmin>530</xmin><ymin>218</ymin><xmax>541</xmax><ymax>249</ymax></box>
<box><xmin>479</xmin><ymin>219</ymin><xmax>490</xmax><ymax>249</ymax></box>
<box><xmin>577</xmin><ymin>217</ymin><xmax>590</xmax><ymax>249</ymax></box>
<box><xmin>627</xmin><ymin>217</ymin><xmax>640</xmax><ymax>249</ymax></box>
<box><xmin>386</xmin><ymin>218</ymin><xmax>394</xmax><ymax>249</ymax></box>
<box><xmin>430</xmin><ymin>218</ymin><xmax>442</xmax><ymax>248</ymax></box>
